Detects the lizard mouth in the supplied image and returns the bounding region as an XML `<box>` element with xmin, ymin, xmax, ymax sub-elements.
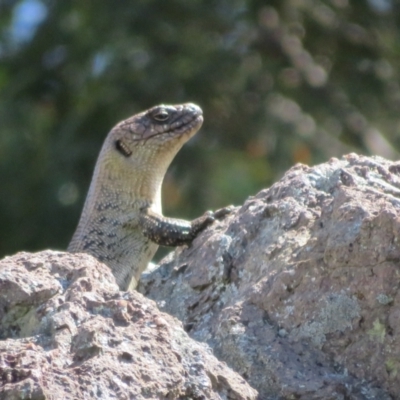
<box><xmin>162</xmin><ymin>114</ymin><xmax>203</xmax><ymax>137</ymax></box>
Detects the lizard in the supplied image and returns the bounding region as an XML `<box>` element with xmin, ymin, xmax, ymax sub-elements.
<box><xmin>68</xmin><ymin>103</ymin><xmax>229</xmax><ymax>290</ymax></box>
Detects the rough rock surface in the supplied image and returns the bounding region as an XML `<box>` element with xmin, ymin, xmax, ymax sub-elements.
<box><xmin>0</xmin><ymin>251</ymin><xmax>257</xmax><ymax>399</ymax></box>
<box><xmin>139</xmin><ymin>154</ymin><xmax>400</xmax><ymax>400</ymax></box>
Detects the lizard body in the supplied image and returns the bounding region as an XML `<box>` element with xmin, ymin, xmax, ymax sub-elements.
<box><xmin>68</xmin><ymin>103</ymin><xmax>215</xmax><ymax>290</ymax></box>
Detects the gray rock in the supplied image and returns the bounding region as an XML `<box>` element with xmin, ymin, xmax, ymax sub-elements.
<box><xmin>139</xmin><ymin>154</ymin><xmax>400</xmax><ymax>399</ymax></box>
<box><xmin>0</xmin><ymin>251</ymin><xmax>257</xmax><ymax>399</ymax></box>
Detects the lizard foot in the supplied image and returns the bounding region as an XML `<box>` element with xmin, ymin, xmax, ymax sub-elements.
<box><xmin>212</xmin><ymin>205</ymin><xmax>235</xmax><ymax>220</ymax></box>
<box><xmin>191</xmin><ymin>205</ymin><xmax>235</xmax><ymax>236</ymax></box>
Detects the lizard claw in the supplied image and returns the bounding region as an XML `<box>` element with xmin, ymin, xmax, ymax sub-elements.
<box><xmin>212</xmin><ymin>205</ymin><xmax>235</xmax><ymax>220</ymax></box>
<box><xmin>190</xmin><ymin>206</ymin><xmax>235</xmax><ymax>238</ymax></box>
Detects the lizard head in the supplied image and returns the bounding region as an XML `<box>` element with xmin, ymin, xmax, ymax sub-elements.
<box><xmin>95</xmin><ymin>103</ymin><xmax>204</xmax><ymax>203</ymax></box>
<box><xmin>109</xmin><ymin>103</ymin><xmax>203</xmax><ymax>159</ymax></box>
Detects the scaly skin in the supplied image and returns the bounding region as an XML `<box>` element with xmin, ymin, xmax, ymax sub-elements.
<box><xmin>68</xmin><ymin>103</ymin><xmax>214</xmax><ymax>290</ymax></box>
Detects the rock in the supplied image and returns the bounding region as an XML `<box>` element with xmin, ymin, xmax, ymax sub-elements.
<box><xmin>0</xmin><ymin>251</ymin><xmax>257</xmax><ymax>399</ymax></box>
<box><xmin>139</xmin><ymin>154</ymin><xmax>400</xmax><ymax>400</ymax></box>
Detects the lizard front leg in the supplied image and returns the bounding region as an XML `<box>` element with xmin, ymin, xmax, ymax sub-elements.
<box><xmin>139</xmin><ymin>206</ymin><xmax>233</xmax><ymax>247</ymax></box>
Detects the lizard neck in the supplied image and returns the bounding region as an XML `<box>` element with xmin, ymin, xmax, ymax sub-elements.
<box><xmin>72</xmin><ymin>137</ymin><xmax>184</xmax><ymax>237</ymax></box>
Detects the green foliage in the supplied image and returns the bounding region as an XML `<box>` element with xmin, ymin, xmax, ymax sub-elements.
<box><xmin>0</xmin><ymin>0</ymin><xmax>399</xmax><ymax>256</ymax></box>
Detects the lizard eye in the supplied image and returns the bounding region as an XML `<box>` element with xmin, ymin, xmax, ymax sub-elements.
<box><xmin>152</xmin><ymin>109</ymin><xmax>170</xmax><ymax>122</ymax></box>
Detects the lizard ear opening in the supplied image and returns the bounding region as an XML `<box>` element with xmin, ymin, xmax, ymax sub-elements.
<box><xmin>115</xmin><ymin>139</ymin><xmax>132</xmax><ymax>157</ymax></box>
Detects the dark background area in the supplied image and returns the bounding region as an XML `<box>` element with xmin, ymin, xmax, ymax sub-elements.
<box><xmin>0</xmin><ymin>0</ymin><xmax>399</xmax><ymax>259</ymax></box>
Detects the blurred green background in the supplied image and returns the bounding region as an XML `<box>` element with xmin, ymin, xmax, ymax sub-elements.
<box><xmin>0</xmin><ymin>0</ymin><xmax>399</xmax><ymax>258</ymax></box>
